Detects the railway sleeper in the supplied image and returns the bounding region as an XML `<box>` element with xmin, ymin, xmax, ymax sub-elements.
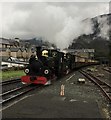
<box><xmin>105</xmin><ymin>90</ymin><xmax>111</xmax><ymax>93</ymax></box>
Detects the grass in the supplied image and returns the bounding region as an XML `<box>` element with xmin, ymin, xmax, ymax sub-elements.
<box><xmin>0</xmin><ymin>70</ymin><xmax>25</xmax><ymax>81</ymax></box>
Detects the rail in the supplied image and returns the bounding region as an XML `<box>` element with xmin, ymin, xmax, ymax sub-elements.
<box><xmin>1</xmin><ymin>85</ymin><xmax>40</xmax><ymax>105</ymax></box>
<box><xmin>79</xmin><ymin>70</ymin><xmax>111</xmax><ymax>102</ymax></box>
<box><xmin>103</xmin><ymin>68</ymin><xmax>111</xmax><ymax>74</ymax></box>
<box><xmin>0</xmin><ymin>78</ymin><xmax>21</xmax><ymax>86</ymax></box>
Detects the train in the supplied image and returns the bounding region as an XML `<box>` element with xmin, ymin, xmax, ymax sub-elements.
<box><xmin>21</xmin><ymin>46</ymin><xmax>98</xmax><ymax>85</ymax></box>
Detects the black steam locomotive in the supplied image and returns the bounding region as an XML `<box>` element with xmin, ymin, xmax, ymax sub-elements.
<box><xmin>21</xmin><ymin>46</ymin><xmax>97</xmax><ymax>85</ymax></box>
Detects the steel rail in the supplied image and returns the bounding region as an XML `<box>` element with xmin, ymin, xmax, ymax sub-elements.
<box><xmin>1</xmin><ymin>85</ymin><xmax>30</xmax><ymax>97</ymax></box>
<box><xmin>80</xmin><ymin>70</ymin><xmax>111</xmax><ymax>102</ymax></box>
<box><xmin>103</xmin><ymin>68</ymin><xmax>111</xmax><ymax>74</ymax></box>
<box><xmin>1</xmin><ymin>85</ymin><xmax>39</xmax><ymax>105</ymax></box>
<box><xmin>0</xmin><ymin>78</ymin><xmax>21</xmax><ymax>86</ymax></box>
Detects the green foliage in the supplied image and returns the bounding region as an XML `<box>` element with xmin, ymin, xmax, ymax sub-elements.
<box><xmin>0</xmin><ymin>70</ymin><xmax>25</xmax><ymax>81</ymax></box>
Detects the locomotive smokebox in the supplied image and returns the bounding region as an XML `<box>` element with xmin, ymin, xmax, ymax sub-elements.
<box><xmin>36</xmin><ymin>46</ymin><xmax>42</xmax><ymax>60</ymax></box>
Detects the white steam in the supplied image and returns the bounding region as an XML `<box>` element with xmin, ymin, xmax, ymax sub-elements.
<box><xmin>2</xmin><ymin>2</ymin><xmax>109</xmax><ymax>49</ymax></box>
<box><xmin>97</xmin><ymin>16</ymin><xmax>109</xmax><ymax>40</ymax></box>
<box><xmin>55</xmin><ymin>18</ymin><xmax>93</xmax><ymax>49</ymax></box>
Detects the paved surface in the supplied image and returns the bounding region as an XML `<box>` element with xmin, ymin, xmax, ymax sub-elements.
<box><xmin>2</xmin><ymin>71</ymin><xmax>104</xmax><ymax>118</ymax></box>
<box><xmin>3</xmin><ymin>93</ymin><xmax>101</xmax><ymax>118</ymax></box>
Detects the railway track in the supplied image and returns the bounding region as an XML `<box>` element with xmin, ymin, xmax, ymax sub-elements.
<box><xmin>1</xmin><ymin>84</ymin><xmax>40</xmax><ymax>105</ymax></box>
<box><xmin>80</xmin><ymin>70</ymin><xmax>111</xmax><ymax>102</ymax></box>
<box><xmin>1</xmin><ymin>78</ymin><xmax>23</xmax><ymax>94</ymax></box>
<box><xmin>103</xmin><ymin>68</ymin><xmax>111</xmax><ymax>74</ymax></box>
<box><xmin>0</xmin><ymin>78</ymin><xmax>21</xmax><ymax>86</ymax></box>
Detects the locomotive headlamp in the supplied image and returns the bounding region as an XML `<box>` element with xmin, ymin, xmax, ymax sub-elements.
<box><xmin>44</xmin><ymin>70</ymin><xmax>49</xmax><ymax>74</ymax></box>
<box><xmin>25</xmin><ymin>69</ymin><xmax>29</xmax><ymax>74</ymax></box>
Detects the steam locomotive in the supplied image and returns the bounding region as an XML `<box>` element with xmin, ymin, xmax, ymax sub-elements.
<box><xmin>21</xmin><ymin>46</ymin><xmax>98</xmax><ymax>85</ymax></box>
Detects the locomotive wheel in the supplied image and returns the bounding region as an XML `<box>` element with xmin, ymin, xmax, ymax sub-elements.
<box><xmin>42</xmin><ymin>66</ymin><xmax>51</xmax><ymax>77</ymax></box>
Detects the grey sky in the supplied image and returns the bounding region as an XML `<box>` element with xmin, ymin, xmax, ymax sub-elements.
<box><xmin>0</xmin><ymin>0</ymin><xmax>110</xmax><ymax>2</ymax></box>
<box><xmin>1</xmin><ymin>2</ymin><xmax>110</xmax><ymax>49</ymax></box>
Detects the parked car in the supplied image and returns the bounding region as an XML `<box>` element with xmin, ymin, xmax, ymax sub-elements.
<box><xmin>8</xmin><ymin>57</ymin><xmax>20</xmax><ymax>62</ymax></box>
<box><xmin>0</xmin><ymin>64</ymin><xmax>8</xmax><ymax>70</ymax></box>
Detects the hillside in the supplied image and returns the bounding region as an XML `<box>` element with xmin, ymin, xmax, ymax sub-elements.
<box><xmin>69</xmin><ymin>13</ymin><xmax>111</xmax><ymax>59</ymax></box>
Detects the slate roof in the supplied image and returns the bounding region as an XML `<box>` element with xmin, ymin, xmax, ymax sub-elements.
<box><xmin>10</xmin><ymin>48</ymin><xmax>20</xmax><ymax>52</ymax></box>
<box><xmin>0</xmin><ymin>38</ymin><xmax>14</xmax><ymax>45</ymax></box>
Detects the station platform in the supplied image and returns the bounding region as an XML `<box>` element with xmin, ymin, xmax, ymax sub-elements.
<box><xmin>2</xmin><ymin>93</ymin><xmax>102</xmax><ymax>118</ymax></box>
<box><xmin>2</xmin><ymin>71</ymin><xmax>104</xmax><ymax>119</ymax></box>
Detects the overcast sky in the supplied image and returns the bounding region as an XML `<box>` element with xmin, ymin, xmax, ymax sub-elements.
<box><xmin>0</xmin><ymin>0</ymin><xmax>110</xmax><ymax>2</ymax></box>
<box><xmin>0</xmin><ymin>1</ymin><xmax>110</xmax><ymax>49</ymax></box>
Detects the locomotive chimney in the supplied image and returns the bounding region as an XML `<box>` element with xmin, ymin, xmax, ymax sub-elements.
<box><xmin>36</xmin><ymin>46</ymin><xmax>42</xmax><ymax>60</ymax></box>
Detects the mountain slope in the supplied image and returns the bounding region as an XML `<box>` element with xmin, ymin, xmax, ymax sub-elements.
<box><xmin>69</xmin><ymin>13</ymin><xmax>111</xmax><ymax>59</ymax></box>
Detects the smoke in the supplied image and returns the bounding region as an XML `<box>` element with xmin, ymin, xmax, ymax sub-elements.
<box><xmin>2</xmin><ymin>2</ymin><xmax>109</xmax><ymax>49</ymax></box>
<box><xmin>55</xmin><ymin>18</ymin><xmax>93</xmax><ymax>49</ymax></box>
<box><xmin>97</xmin><ymin>16</ymin><xmax>109</xmax><ymax>40</ymax></box>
